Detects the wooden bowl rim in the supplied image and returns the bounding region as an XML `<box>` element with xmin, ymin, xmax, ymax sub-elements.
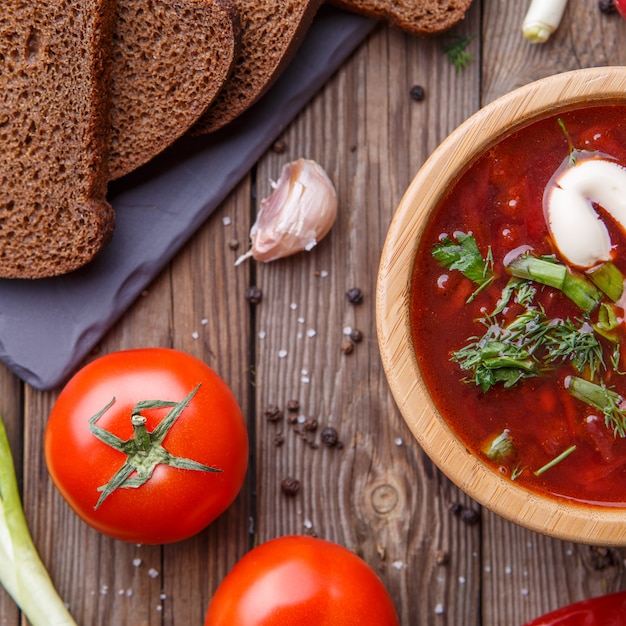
<box><xmin>376</xmin><ymin>66</ymin><xmax>626</xmax><ymax>546</ymax></box>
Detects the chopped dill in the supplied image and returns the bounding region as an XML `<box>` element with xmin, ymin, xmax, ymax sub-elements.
<box><xmin>442</xmin><ymin>34</ymin><xmax>477</xmax><ymax>74</ymax></box>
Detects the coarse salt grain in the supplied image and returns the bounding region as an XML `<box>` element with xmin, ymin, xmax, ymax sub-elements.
<box><xmin>306</xmin><ymin>329</ymin><xmax>317</xmax><ymax>338</ymax></box>
<box><xmin>394</xmin><ymin>437</ymin><xmax>403</xmax><ymax>446</ymax></box>
<box><xmin>132</xmin><ymin>558</ymin><xmax>142</xmax><ymax>567</ymax></box>
<box><xmin>191</xmin><ymin>331</ymin><xmax>199</xmax><ymax>340</ymax></box>
<box><xmin>434</xmin><ymin>604</ymin><xmax>445</xmax><ymax>615</ymax></box>
<box><xmin>278</xmin><ymin>349</ymin><xmax>288</xmax><ymax>358</ymax></box>
<box><xmin>391</xmin><ymin>561</ymin><xmax>404</xmax><ymax>570</ymax></box>
<box><xmin>297</xmin><ymin>317</ymin><xmax>305</xmax><ymax>324</ymax></box>
<box><xmin>297</xmin><ymin>415</ymin><xmax>306</xmax><ymax>424</ymax></box>
<box><xmin>222</xmin><ymin>216</ymin><xmax>232</xmax><ymax>226</ymax></box>
<box><xmin>258</xmin><ymin>331</ymin><xmax>266</xmax><ymax>339</ymax></box>
<box><xmin>343</xmin><ymin>326</ymin><xmax>352</xmax><ymax>335</ymax></box>
<box><xmin>148</xmin><ymin>568</ymin><xmax>160</xmax><ymax>579</ymax></box>
<box><xmin>290</xmin><ymin>303</ymin><xmax>298</xmax><ymax>310</ymax></box>
<box><xmin>301</xmin><ymin>375</ymin><xmax>310</xmax><ymax>384</ymax></box>
<box><xmin>303</xmin><ymin>519</ymin><xmax>313</xmax><ymax>529</ymax></box>
<box><xmin>320</xmin><ymin>270</ymin><xmax>329</xmax><ymax>278</ymax></box>
<box><xmin>201</xmin><ymin>318</ymin><xmax>208</xmax><ymax>326</ymax></box>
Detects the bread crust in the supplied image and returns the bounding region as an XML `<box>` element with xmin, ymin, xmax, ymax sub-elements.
<box><xmin>192</xmin><ymin>0</ymin><xmax>324</xmax><ymax>135</ymax></box>
<box><xmin>0</xmin><ymin>0</ymin><xmax>116</xmax><ymax>279</ymax></box>
<box><xmin>329</xmin><ymin>0</ymin><xmax>474</xmax><ymax>36</ymax></box>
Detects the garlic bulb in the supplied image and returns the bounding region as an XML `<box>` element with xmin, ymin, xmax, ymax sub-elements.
<box><xmin>235</xmin><ymin>158</ymin><xmax>338</xmax><ymax>265</ymax></box>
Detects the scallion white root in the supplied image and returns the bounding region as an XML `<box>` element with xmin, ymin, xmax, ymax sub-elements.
<box><xmin>0</xmin><ymin>416</ymin><xmax>77</xmax><ymax>625</ymax></box>
<box><xmin>522</xmin><ymin>0</ymin><xmax>569</xmax><ymax>43</ymax></box>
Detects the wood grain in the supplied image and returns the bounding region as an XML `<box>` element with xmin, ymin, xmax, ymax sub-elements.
<box><xmin>1</xmin><ymin>1</ymin><xmax>625</xmax><ymax>624</ymax></box>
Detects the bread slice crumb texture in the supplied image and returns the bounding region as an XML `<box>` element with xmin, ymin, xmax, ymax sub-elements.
<box><xmin>0</xmin><ymin>1</ymin><xmax>116</xmax><ymax>279</ymax></box>
<box><xmin>193</xmin><ymin>0</ymin><xmax>324</xmax><ymax>135</ymax></box>
<box><xmin>108</xmin><ymin>0</ymin><xmax>241</xmax><ymax>180</ymax></box>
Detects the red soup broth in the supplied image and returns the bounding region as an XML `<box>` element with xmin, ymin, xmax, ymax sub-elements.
<box><xmin>411</xmin><ymin>104</ymin><xmax>626</xmax><ymax>507</ymax></box>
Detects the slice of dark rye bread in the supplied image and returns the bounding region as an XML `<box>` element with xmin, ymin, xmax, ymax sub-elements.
<box><xmin>192</xmin><ymin>0</ymin><xmax>324</xmax><ymax>135</ymax></box>
<box><xmin>329</xmin><ymin>0</ymin><xmax>474</xmax><ymax>36</ymax></box>
<box><xmin>109</xmin><ymin>0</ymin><xmax>241</xmax><ymax>180</ymax></box>
<box><xmin>0</xmin><ymin>1</ymin><xmax>116</xmax><ymax>279</ymax></box>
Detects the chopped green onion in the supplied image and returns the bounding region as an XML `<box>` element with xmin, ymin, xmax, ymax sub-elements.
<box><xmin>507</xmin><ymin>254</ymin><xmax>602</xmax><ymax>313</ymax></box>
<box><xmin>566</xmin><ymin>376</ymin><xmax>626</xmax><ymax>437</ymax></box>
<box><xmin>484</xmin><ymin>430</ymin><xmax>515</xmax><ymax>461</ymax></box>
<box><xmin>587</xmin><ymin>261</ymin><xmax>625</xmax><ymax>302</ymax></box>
<box><xmin>593</xmin><ymin>302</ymin><xmax>621</xmax><ymax>343</ymax></box>
<box><xmin>534</xmin><ymin>445</ymin><xmax>577</xmax><ymax>476</ymax></box>
<box><xmin>0</xmin><ymin>416</ymin><xmax>77</xmax><ymax>625</ymax></box>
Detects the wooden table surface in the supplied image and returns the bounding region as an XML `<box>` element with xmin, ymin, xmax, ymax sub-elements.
<box><xmin>2</xmin><ymin>1</ymin><xmax>626</xmax><ymax>625</ymax></box>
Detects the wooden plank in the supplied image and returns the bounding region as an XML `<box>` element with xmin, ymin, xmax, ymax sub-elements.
<box><xmin>252</xmin><ymin>6</ymin><xmax>484</xmax><ymax>624</ymax></box>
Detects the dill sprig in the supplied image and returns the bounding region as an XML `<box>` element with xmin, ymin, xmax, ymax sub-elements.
<box><xmin>442</xmin><ymin>34</ymin><xmax>476</xmax><ymax>74</ymax></box>
<box><xmin>452</xmin><ymin>309</ymin><xmax>607</xmax><ymax>393</ymax></box>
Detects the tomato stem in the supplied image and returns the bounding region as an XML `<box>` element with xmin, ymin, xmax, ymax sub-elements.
<box><xmin>88</xmin><ymin>384</ymin><xmax>223</xmax><ymax>509</ymax></box>
<box><xmin>131</xmin><ymin>415</ymin><xmax>151</xmax><ymax>453</ymax></box>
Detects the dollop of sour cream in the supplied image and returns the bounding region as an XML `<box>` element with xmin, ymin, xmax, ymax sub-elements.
<box><xmin>544</xmin><ymin>156</ymin><xmax>626</xmax><ymax>268</ymax></box>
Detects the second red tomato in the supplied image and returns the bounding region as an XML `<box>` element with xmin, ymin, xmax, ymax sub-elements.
<box><xmin>205</xmin><ymin>535</ymin><xmax>400</xmax><ymax>626</ymax></box>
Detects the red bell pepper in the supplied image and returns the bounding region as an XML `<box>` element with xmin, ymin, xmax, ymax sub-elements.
<box><xmin>615</xmin><ymin>0</ymin><xmax>626</xmax><ymax>18</ymax></box>
<box><xmin>522</xmin><ymin>591</ymin><xmax>626</xmax><ymax>625</ymax></box>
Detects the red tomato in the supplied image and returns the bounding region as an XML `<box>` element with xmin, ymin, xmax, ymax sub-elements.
<box><xmin>204</xmin><ymin>535</ymin><xmax>400</xmax><ymax>626</ymax></box>
<box><xmin>615</xmin><ymin>0</ymin><xmax>626</xmax><ymax>18</ymax></box>
<box><xmin>522</xmin><ymin>591</ymin><xmax>626</xmax><ymax>626</ymax></box>
<box><xmin>45</xmin><ymin>348</ymin><xmax>248</xmax><ymax>544</ymax></box>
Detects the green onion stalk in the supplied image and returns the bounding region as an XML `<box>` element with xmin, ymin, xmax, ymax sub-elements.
<box><xmin>0</xmin><ymin>416</ymin><xmax>77</xmax><ymax>625</ymax></box>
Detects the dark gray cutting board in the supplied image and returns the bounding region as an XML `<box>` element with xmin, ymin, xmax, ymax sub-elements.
<box><xmin>0</xmin><ymin>8</ymin><xmax>376</xmax><ymax>391</ymax></box>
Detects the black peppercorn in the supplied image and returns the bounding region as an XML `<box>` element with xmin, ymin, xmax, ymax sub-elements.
<box><xmin>281</xmin><ymin>477</ymin><xmax>301</xmax><ymax>496</ymax></box>
<box><xmin>272</xmin><ymin>139</ymin><xmax>287</xmax><ymax>153</ymax></box>
<box><xmin>346</xmin><ymin>287</ymin><xmax>364</xmax><ymax>304</ymax></box>
<box><xmin>245</xmin><ymin>286</ymin><xmax>263</xmax><ymax>304</ymax></box>
<box><xmin>341</xmin><ymin>338</ymin><xmax>354</xmax><ymax>355</ymax></box>
<box><xmin>598</xmin><ymin>0</ymin><xmax>617</xmax><ymax>13</ymax></box>
<box><xmin>409</xmin><ymin>85</ymin><xmax>426</xmax><ymax>101</ymax></box>
<box><xmin>286</xmin><ymin>399</ymin><xmax>300</xmax><ymax>412</ymax></box>
<box><xmin>435</xmin><ymin>549</ymin><xmax>450</xmax><ymax>566</ymax></box>
<box><xmin>349</xmin><ymin>328</ymin><xmax>363</xmax><ymax>343</ymax></box>
<box><xmin>303</xmin><ymin>418</ymin><xmax>318</xmax><ymax>432</ymax></box>
<box><xmin>321</xmin><ymin>426</ymin><xmax>339</xmax><ymax>447</ymax></box>
<box><xmin>264</xmin><ymin>405</ymin><xmax>283</xmax><ymax>422</ymax></box>
<box><xmin>460</xmin><ymin>507</ymin><xmax>480</xmax><ymax>526</ymax></box>
<box><xmin>273</xmin><ymin>434</ymin><xmax>285</xmax><ymax>447</ymax></box>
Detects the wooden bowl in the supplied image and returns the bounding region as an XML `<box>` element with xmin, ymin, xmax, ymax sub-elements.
<box><xmin>376</xmin><ymin>66</ymin><xmax>626</xmax><ymax>546</ymax></box>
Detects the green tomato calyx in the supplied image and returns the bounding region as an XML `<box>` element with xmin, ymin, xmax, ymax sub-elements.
<box><xmin>88</xmin><ymin>384</ymin><xmax>222</xmax><ymax>509</ymax></box>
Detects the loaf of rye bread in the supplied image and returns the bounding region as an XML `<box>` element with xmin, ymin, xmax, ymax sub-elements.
<box><xmin>0</xmin><ymin>0</ymin><xmax>116</xmax><ymax>279</ymax></box>
<box><xmin>329</xmin><ymin>0</ymin><xmax>473</xmax><ymax>36</ymax></box>
<box><xmin>109</xmin><ymin>0</ymin><xmax>241</xmax><ymax>180</ymax></box>
<box><xmin>192</xmin><ymin>0</ymin><xmax>324</xmax><ymax>135</ymax></box>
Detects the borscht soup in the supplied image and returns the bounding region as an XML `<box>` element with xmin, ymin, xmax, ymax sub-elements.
<box><xmin>411</xmin><ymin>104</ymin><xmax>626</xmax><ymax>507</ymax></box>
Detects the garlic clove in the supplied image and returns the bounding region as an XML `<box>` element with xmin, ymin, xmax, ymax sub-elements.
<box><xmin>235</xmin><ymin>158</ymin><xmax>338</xmax><ymax>265</ymax></box>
